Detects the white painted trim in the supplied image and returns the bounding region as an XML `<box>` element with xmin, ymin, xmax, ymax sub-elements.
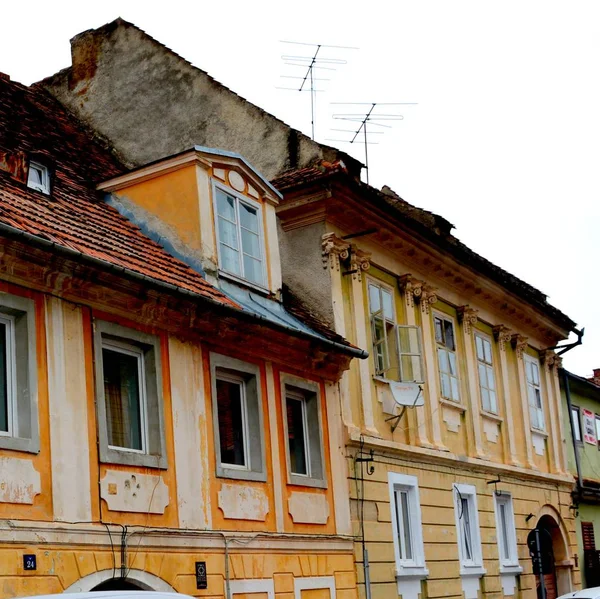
<box><xmin>213</xmin><ymin>180</ymin><xmax>268</xmax><ymax>290</ymax></box>
<box><xmin>452</xmin><ymin>483</ymin><xmax>485</xmax><ymax>575</ymax></box>
<box><xmin>493</xmin><ymin>492</ymin><xmax>520</xmax><ymax>569</ymax></box>
<box><xmin>230</xmin><ymin>578</ymin><xmax>275</xmax><ymax>599</ymax></box>
<box><xmin>64</xmin><ymin>568</ymin><xmax>176</xmax><ymax>593</ymax></box>
<box><xmin>294</xmin><ymin>576</ymin><xmax>336</xmax><ymax>599</ymax></box>
<box><xmin>387</xmin><ymin>472</ymin><xmax>428</xmax><ymax>578</ymax></box>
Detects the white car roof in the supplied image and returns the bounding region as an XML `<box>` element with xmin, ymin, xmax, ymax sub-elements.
<box><xmin>18</xmin><ymin>593</ymin><xmax>194</xmax><ymax>599</ymax></box>
<box><xmin>558</xmin><ymin>589</ymin><xmax>600</xmax><ymax>599</ymax></box>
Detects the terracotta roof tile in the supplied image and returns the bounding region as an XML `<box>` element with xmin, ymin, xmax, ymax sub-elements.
<box><xmin>0</xmin><ymin>77</ymin><xmax>237</xmax><ymax>308</ymax></box>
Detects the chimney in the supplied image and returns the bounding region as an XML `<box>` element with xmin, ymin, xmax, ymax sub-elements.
<box><xmin>590</xmin><ymin>368</ymin><xmax>600</xmax><ymax>387</ymax></box>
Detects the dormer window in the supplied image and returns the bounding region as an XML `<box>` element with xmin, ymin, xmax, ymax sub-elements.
<box><xmin>214</xmin><ymin>185</ymin><xmax>266</xmax><ymax>287</ymax></box>
<box><xmin>27</xmin><ymin>161</ymin><xmax>50</xmax><ymax>194</ymax></box>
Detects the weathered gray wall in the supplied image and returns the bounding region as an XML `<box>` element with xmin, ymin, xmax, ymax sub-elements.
<box><xmin>278</xmin><ymin>219</ymin><xmax>334</xmax><ymax>326</ymax></box>
<box><xmin>41</xmin><ymin>19</ymin><xmax>344</xmax><ymax>179</ymax></box>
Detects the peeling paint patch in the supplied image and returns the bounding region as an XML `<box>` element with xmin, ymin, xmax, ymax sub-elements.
<box><xmin>100</xmin><ymin>470</ymin><xmax>169</xmax><ymax>514</ymax></box>
<box><xmin>288</xmin><ymin>492</ymin><xmax>329</xmax><ymax>525</ymax></box>
<box><xmin>0</xmin><ymin>457</ymin><xmax>41</xmax><ymax>504</ymax></box>
<box><xmin>218</xmin><ymin>483</ymin><xmax>269</xmax><ymax>521</ymax></box>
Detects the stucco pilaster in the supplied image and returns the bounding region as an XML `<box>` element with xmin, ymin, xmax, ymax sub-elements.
<box><xmin>512</xmin><ymin>335</ymin><xmax>536</xmax><ymax>469</ymax></box>
<box><xmin>493</xmin><ymin>325</ymin><xmax>520</xmax><ymax>466</ymax></box>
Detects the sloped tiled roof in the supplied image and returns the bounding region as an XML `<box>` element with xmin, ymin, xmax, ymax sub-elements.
<box><xmin>0</xmin><ymin>75</ymin><xmax>237</xmax><ymax>307</ymax></box>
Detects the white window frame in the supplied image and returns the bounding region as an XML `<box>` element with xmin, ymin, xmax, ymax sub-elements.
<box><xmin>493</xmin><ymin>492</ymin><xmax>521</xmax><ymax>572</ymax></box>
<box><xmin>27</xmin><ymin>161</ymin><xmax>50</xmax><ymax>194</ymax></box>
<box><xmin>453</xmin><ymin>483</ymin><xmax>485</xmax><ymax>576</ymax></box>
<box><xmin>0</xmin><ymin>314</ymin><xmax>17</xmax><ymax>437</ymax></box>
<box><xmin>102</xmin><ymin>337</ymin><xmax>149</xmax><ymax>455</ymax></box>
<box><xmin>388</xmin><ymin>472</ymin><xmax>428</xmax><ymax>579</ymax></box>
<box><xmin>215</xmin><ymin>371</ymin><xmax>251</xmax><ymax>472</ymax></box>
<box><xmin>572</xmin><ymin>405</ymin><xmax>583</xmax><ymax>443</ymax></box>
<box><xmin>524</xmin><ymin>355</ymin><xmax>545</xmax><ymax>431</ymax></box>
<box><xmin>368</xmin><ymin>277</ymin><xmax>424</xmax><ymax>383</ymax></box>
<box><xmin>474</xmin><ymin>332</ymin><xmax>498</xmax><ymax>414</ymax></box>
<box><xmin>213</xmin><ymin>181</ymin><xmax>267</xmax><ymax>289</ymax></box>
<box><xmin>433</xmin><ymin>311</ymin><xmax>461</xmax><ymax>402</ymax></box>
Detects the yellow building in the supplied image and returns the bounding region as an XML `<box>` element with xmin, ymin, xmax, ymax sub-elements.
<box><xmin>274</xmin><ymin>162</ymin><xmax>580</xmax><ymax>599</ymax></box>
<box><xmin>0</xmin><ymin>78</ymin><xmax>362</xmax><ymax>599</ymax></box>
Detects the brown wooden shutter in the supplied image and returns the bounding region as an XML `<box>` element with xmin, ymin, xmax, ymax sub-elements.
<box><xmin>582</xmin><ymin>521</ymin><xmax>596</xmax><ymax>550</ymax></box>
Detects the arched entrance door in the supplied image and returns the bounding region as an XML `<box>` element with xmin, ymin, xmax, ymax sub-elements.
<box><xmin>92</xmin><ymin>578</ymin><xmax>147</xmax><ymax>591</ymax></box>
<box><xmin>532</xmin><ymin>512</ymin><xmax>572</xmax><ymax>599</ymax></box>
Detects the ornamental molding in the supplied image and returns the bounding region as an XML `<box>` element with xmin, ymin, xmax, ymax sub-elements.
<box><xmin>539</xmin><ymin>349</ymin><xmax>556</xmax><ymax>371</ymax></box>
<box><xmin>552</xmin><ymin>355</ymin><xmax>563</xmax><ymax>371</ymax></box>
<box><xmin>348</xmin><ymin>245</ymin><xmax>371</xmax><ymax>281</ymax></box>
<box><xmin>493</xmin><ymin>325</ymin><xmax>512</xmax><ymax>352</ymax></box>
<box><xmin>321</xmin><ymin>232</ymin><xmax>350</xmax><ymax>271</ymax></box>
<box><xmin>511</xmin><ymin>334</ymin><xmax>529</xmax><ymax>360</ymax></box>
<box><xmin>398</xmin><ymin>274</ymin><xmax>437</xmax><ymax>312</ymax></box>
<box><xmin>457</xmin><ymin>305</ymin><xmax>479</xmax><ymax>334</ymax></box>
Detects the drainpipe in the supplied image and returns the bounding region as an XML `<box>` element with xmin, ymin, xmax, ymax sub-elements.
<box><xmin>562</xmin><ymin>369</ymin><xmax>584</xmax><ymax>492</ymax></box>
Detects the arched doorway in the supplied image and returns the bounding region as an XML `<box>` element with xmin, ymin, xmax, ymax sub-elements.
<box><xmin>64</xmin><ymin>568</ymin><xmax>177</xmax><ymax>593</ymax></box>
<box><xmin>92</xmin><ymin>578</ymin><xmax>147</xmax><ymax>591</ymax></box>
<box><xmin>531</xmin><ymin>509</ymin><xmax>572</xmax><ymax>599</ymax></box>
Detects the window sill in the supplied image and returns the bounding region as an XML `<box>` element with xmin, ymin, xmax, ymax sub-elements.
<box><xmin>395</xmin><ymin>565</ymin><xmax>429</xmax><ymax>580</ymax></box>
<box><xmin>100</xmin><ymin>450</ymin><xmax>168</xmax><ymax>470</ymax></box>
<box><xmin>288</xmin><ymin>475</ymin><xmax>328</xmax><ymax>490</ymax></box>
<box><xmin>499</xmin><ymin>564</ymin><xmax>523</xmax><ymax>575</ymax></box>
<box><xmin>459</xmin><ymin>565</ymin><xmax>486</xmax><ymax>578</ymax></box>
<box><xmin>219</xmin><ymin>270</ymin><xmax>270</xmax><ymax>296</ymax></box>
<box><xmin>0</xmin><ymin>436</ymin><xmax>39</xmax><ymax>454</ymax></box>
<box><xmin>440</xmin><ymin>398</ymin><xmax>466</xmax><ymax>412</ymax></box>
<box><xmin>531</xmin><ymin>429</ymin><xmax>548</xmax><ymax>438</ymax></box>
<box><xmin>481</xmin><ymin>411</ymin><xmax>503</xmax><ymax>423</ymax></box>
<box><xmin>217</xmin><ymin>466</ymin><xmax>267</xmax><ymax>483</ymax></box>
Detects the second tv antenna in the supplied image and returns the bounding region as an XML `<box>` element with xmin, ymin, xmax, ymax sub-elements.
<box><xmin>328</xmin><ymin>102</ymin><xmax>416</xmax><ymax>184</ymax></box>
<box><xmin>278</xmin><ymin>41</ymin><xmax>357</xmax><ymax>140</ymax></box>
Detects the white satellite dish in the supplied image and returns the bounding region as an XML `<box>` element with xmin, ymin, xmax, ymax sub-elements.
<box><xmin>381</xmin><ymin>381</ymin><xmax>424</xmax><ymax>415</ymax></box>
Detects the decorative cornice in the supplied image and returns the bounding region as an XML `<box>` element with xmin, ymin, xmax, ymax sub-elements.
<box><xmin>321</xmin><ymin>232</ymin><xmax>350</xmax><ymax>271</ymax></box>
<box><xmin>493</xmin><ymin>325</ymin><xmax>512</xmax><ymax>352</ymax></box>
<box><xmin>457</xmin><ymin>305</ymin><xmax>479</xmax><ymax>334</ymax></box>
<box><xmin>348</xmin><ymin>245</ymin><xmax>371</xmax><ymax>281</ymax></box>
<box><xmin>539</xmin><ymin>349</ymin><xmax>556</xmax><ymax>371</ymax></box>
<box><xmin>398</xmin><ymin>274</ymin><xmax>437</xmax><ymax>312</ymax></box>
<box><xmin>420</xmin><ymin>284</ymin><xmax>438</xmax><ymax>313</ymax></box>
<box><xmin>511</xmin><ymin>334</ymin><xmax>529</xmax><ymax>360</ymax></box>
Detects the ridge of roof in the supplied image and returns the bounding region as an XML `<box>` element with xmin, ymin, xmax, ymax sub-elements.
<box><xmin>272</xmin><ymin>161</ymin><xmax>575</xmax><ymax>331</ymax></box>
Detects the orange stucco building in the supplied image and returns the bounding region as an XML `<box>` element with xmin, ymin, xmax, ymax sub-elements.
<box><xmin>0</xmin><ymin>75</ymin><xmax>362</xmax><ymax>599</ymax></box>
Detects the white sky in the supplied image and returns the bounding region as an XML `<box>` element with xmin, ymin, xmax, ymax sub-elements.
<box><xmin>1</xmin><ymin>1</ymin><xmax>598</xmax><ymax>375</ymax></box>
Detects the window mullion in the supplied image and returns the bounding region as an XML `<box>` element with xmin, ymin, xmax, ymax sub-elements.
<box><xmin>234</xmin><ymin>198</ymin><xmax>245</xmax><ymax>277</ymax></box>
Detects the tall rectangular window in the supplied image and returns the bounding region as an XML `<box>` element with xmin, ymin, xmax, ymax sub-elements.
<box><xmin>0</xmin><ymin>315</ymin><xmax>16</xmax><ymax>437</ymax></box>
<box><xmin>102</xmin><ymin>340</ymin><xmax>147</xmax><ymax>452</ymax></box>
<box><xmin>524</xmin><ymin>356</ymin><xmax>544</xmax><ymax>431</ymax></box>
<box><xmin>368</xmin><ymin>280</ymin><xmax>423</xmax><ymax>382</ymax></box>
<box><xmin>453</xmin><ymin>484</ymin><xmax>484</xmax><ymax>572</ymax></box>
<box><xmin>0</xmin><ymin>294</ymin><xmax>38</xmax><ymax>454</ymax></box>
<box><xmin>369</xmin><ymin>281</ymin><xmax>397</xmax><ymax>376</ymax></box>
<box><xmin>94</xmin><ymin>321</ymin><xmax>165</xmax><ymax>468</ymax></box>
<box><xmin>434</xmin><ymin>313</ymin><xmax>460</xmax><ymax>401</ymax></box>
<box><xmin>215</xmin><ymin>186</ymin><xmax>265</xmax><ymax>287</ymax></box>
<box><xmin>494</xmin><ymin>493</ymin><xmax>519</xmax><ymax>568</ymax></box>
<box><xmin>211</xmin><ymin>354</ymin><xmax>265</xmax><ymax>482</ymax></box>
<box><xmin>572</xmin><ymin>406</ymin><xmax>582</xmax><ymax>443</ymax></box>
<box><xmin>475</xmin><ymin>333</ymin><xmax>497</xmax><ymax>413</ymax></box>
<box><xmin>388</xmin><ymin>472</ymin><xmax>428</xmax><ymax>578</ymax></box>
<box><xmin>283</xmin><ymin>379</ymin><xmax>325</xmax><ymax>487</ymax></box>
<box><xmin>216</xmin><ymin>373</ymin><xmax>249</xmax><ymax>468</ymax></box>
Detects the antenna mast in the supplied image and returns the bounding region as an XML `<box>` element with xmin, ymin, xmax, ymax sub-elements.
<box><xmin>278</xmin><ymin>41</ymin><xmax>357</xmax><ymax>140</ymax></box>
<box><xmin>328</xmin><ymin>102</ymin><xmax>416</xmax><ymax>184</ymax></box>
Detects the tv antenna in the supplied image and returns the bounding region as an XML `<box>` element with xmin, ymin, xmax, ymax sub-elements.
<box><xmin>328</xmin><ymin>102</ymin><xmax>417</xmax><ymax>184</ymax></box>
<box><xmin>277</xmin><ymin>41</ymin><xmax>358</xmax><ymax>140</ymax></box>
